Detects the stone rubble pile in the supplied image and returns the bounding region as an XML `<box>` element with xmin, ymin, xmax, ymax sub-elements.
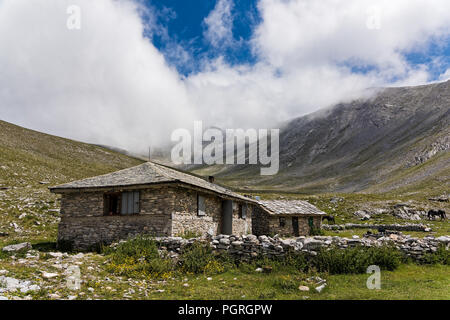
<box><xmin>392</xmin><ymin>204</ymin><xmax>427</xmax><ymax>220</ymax></box>
<box><xmin>154</xmin><ymin>233</ymin><xmax>449</xmax><ymax>263</ymax></box>
<box><xmin>0</xmin><ymin>275</ymin><xmax>40</xmax><ymax>296</ymax></box>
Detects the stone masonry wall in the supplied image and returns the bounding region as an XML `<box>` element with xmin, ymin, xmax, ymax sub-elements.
<box><xmin>268</xmin><ymin>216</ymin><xmax>321</xmax><ymax>237</ymax></box>
<box><xmin>57</xmin><ymin>185</ymin><xmax>253</xmax><ymax>250</ymax></box>
<box><xmin>171</xmin><ymin>189</ymin><xmax>222</xmax><ymax>237</ymax></box>
<box><xmin>58</xmin><ymin>215</ymin><xmax>171</xmax><ymax>250</ymax></box>
<box><xmin>231</xmin><ymin>202</ymin><xmax>253</xmax><ymax>236</ymax></box>
<box><xmin>252</xmin><ymin>206</ymin><xmax>270</xmax><ymax>236</ymax></box>
<box><xmin>171</xmin><ymin>188</ymin><xmax>253</xmax><ymax>237</ymax></box>
<box><xmin>60</xmin><ymin>192</ymin><xmax>104</xmax><ymax>217</ymax></box>
<box><xmin>252</xmin><ymin>205</ymin><xmax>321</xmax><ymax>237</ymax></box>
<box><xmin>154</xmin><ymin>233</ymin><xmax>450</xmax><ymax>263</ymax></box>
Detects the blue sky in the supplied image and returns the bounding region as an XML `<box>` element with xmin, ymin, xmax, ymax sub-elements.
<box><xmin>145</xmin><ymin>0</ymin><xmax>261</xmax><ymax>74</ymax></box>
<box><xmin>142</xmin><ymin>0</ymin><xmax>450</xmax><ymax>80</ymax></box>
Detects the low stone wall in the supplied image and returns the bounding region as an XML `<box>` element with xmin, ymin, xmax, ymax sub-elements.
<box><xmin>322</xmin><ymin>223</ymin><xmax>432</xmax><ymax>232</ymax></box>
<box><xmin>153</xmin><ymin>233</ymin><xmax>450</xmax><ymax>262</ymax></box>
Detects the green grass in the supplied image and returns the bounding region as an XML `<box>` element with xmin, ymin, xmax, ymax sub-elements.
<box><xmin>94</xmin><ymin>264</ymin><xmax>450</xmax><ymax>300</ymax></box>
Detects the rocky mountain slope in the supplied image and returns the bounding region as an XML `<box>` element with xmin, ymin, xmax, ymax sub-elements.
<box><xmin>191</xmin><ymin>80</ymin><xmax>450</xmax><ymax>195</ymax></box>
<box><xmin>0</xmin><ymin>120</ymin><xmax>143</xmax><ymax>241</ymax></box>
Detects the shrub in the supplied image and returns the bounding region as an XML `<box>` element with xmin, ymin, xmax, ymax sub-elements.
<box><xmin>103</xmin><ymin>236</ymin><xmax>174</xmax><ymax>278</ymax></box>
<box><xmin>422</xmin><ymin>245</ymin><xmax>449</xmax><ymax>265</ymax></box>
<box><xmin>103</xmin><ymin>236</ymin><xmax>160</xmax><ymax>264</ymax></box>
<box><xmin>203</xmin><ymin>260</ymin><xmax>225</xmax><ymax>275</ymax></box>
<box><xmin>179</xmin><ymin>242</ymin><xmax>216</xmax><ymax>274</ymax></box>
<box><xmin>284</xmin><ymin>252</ymin><xmax>310</xmax><ymax>272</ymax></box>
<box><xmin>312</xmin><ymin>245</ymin><xmax>402</xmax><ymax>274</ymax></box>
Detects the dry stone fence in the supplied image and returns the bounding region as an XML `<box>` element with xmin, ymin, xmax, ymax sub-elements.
<box><xmin>153</xmin><ymin>233</ymin><xmax>450</xmax><ymax>263</ymax></box>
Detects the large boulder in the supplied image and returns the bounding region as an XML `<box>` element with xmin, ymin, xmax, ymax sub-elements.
<box><xmin>2</xmin><ymin>242</ymin><xmax>31</xmax><ymax>253</ymax></box>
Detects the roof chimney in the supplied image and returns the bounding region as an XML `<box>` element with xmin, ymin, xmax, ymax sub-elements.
<box><xmin>208</xmin><ymin>176</ymin><xmax>215</xmax><ymax>183</ymax></box>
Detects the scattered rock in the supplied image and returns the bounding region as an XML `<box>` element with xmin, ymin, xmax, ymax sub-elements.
<box><xmin>0</xmin><ymin>276</ymin><xmax>40</xmax><ymax>293</ymax></box>
<box><xmin>330</xmin><ymin>197</ymin><xmax>344</xmax><ymax>204</ymax></box>
<box><xmin>2</xmin><ymin>242</ymin><xmax>31</xmax><ymax>253</ymax></box>
<box><xmin>436</xmin><ymin>236</ymin><xmax>450</xmax><ymax>244</ymax></box>
<box><xmin>42</xmin><ymin>272</ymin><xmax>59</xmax><ymax>279</ymax></box>
<box><xmin>298</xmin><ymin>285</ymin><xmax>310</xmax><ymax>292</ymax></box>
<box><xmin>48</xmin><ymin>252</ymin><xmax>63</xmax><ymax>258</ymax></box>
<box><xmin>354</xmin><ymin>210</ymin><xmax>371</xmax><ymax>220</ymax></box>
<box><xmin>255</xmin><ymin>268</ymin><xmax>263</xmax><ymax>273</ymax></box>
<box><xmin>315</xmin><ymin>284</ymin><xmax>326</xmax><ymax>293</ymax></box>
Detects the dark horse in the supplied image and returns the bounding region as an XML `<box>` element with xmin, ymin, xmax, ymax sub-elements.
<box><xmin>322</xmin><ymin>215</ymin><xmax>335</xmax><ymax>224</ymax></box>
<box><xmin>427</xmin><ymin>210</ymin><xmax>447</xmax><ymax>220</ymax></box>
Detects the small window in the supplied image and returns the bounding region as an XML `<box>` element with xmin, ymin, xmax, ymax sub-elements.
<box><xmin>239</xmin><ymin>204</ymin><xmax>247</xmax><ymax>219</ymax></box>
<box><xmin>197</xmin><ymin>194</ymin><xmax>205</xmax><ymax>216</ymax></box>
<box><xmin>279</xmin><ymin>217</ymin><xmax>286</xmax><ymax>228</ymax></box>
<box><xmin>121</xmin><ymin>191</ymin><xmax>140</xmax><ymax>215</ymax></box>
<box><xmin>104</xmin><ymin>192</ymin><xmax>121</xmax><ymax>216</ymax></box>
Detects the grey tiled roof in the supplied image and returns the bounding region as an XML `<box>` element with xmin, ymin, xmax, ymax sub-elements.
<box><xmin>50</xmin><ymin>162</ymin><xmax>253</xmax><ymax>202</ymax></box>
<box><xmin>258</xmin><ymin>200</ymin><xmax>326</xmax><ymax>216</ymax></box>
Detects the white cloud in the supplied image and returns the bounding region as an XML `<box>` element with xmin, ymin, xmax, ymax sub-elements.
<box><xmin>203</xmin><ymin>0</ymin><xmax>235</xmax><ymax>49</ymax></box>
<box><xmin>0</xmin><ymin>0</ymin><xmax>195</xmax><ymax>152</ymax></box>
<box><xmin>439</xmin><ymin>69</ymin><xmax>450</xmax><ymax>81</ymax></box>
<box><xmin>1</xmin><ymin>0</ymin><xmax>450</xmax><ymax>153</ymax></box>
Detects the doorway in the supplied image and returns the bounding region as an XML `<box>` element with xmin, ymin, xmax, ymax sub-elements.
<box><xmin>221</xmin><ymin>200</ymin><xmax>233</xmax><ymax>235</ymax></box>
<box><xmin>292</xmin><ymin>217</ymin><xmax>299</xmax><ymax>237</ymax></box>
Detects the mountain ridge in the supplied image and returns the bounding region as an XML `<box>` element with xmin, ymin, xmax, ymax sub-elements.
<box><xmin>190</xmin><ymin>80</ymin><xmax>450</xmax><ymax>195</ymax></box>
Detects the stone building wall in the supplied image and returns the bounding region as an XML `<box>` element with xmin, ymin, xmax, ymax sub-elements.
<box><xmin>231</xmin><ymin>202</ymin><xmax>253</xmax><ymax>236</ymax></box>
<box><xmin>252</xmin><ymin>206</ymin><xmax>322</xmax><ymax>237</ymax></box>
<box><xmin>171</xmin><ymin>188</ymin><xmax>222</xmax><ymax>237</ymax></box>
<box><xmin>58</xmin><ymin>215</ymin><xmax>171</xmax><ymax>251</ymax></box>
<box><xmin>171</xmin><ymin>188</ymin><xmax>253</xmax><ymax>237</ymax></box>
<box><xmin>60</xmin><ymin>192</ymin><xmax>104</xmax><ymax>217</ymax></box>
<box><xmin>267</xmin><ymin>216</ymin><xmax>321</xmax><ymax>237</ymax></box>
<box><xmin>57</xmin><ymin>185</ymin><xmax>253</xmax><ymax>250</ymax></box>
<box><xmin>251</xmin><ymin>206</ymin><xmax>270</xmax><ymax>236</ymax></box>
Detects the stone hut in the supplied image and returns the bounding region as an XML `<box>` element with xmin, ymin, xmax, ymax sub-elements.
<box><xmin>50</xmin><ymin>162</ymin><xmax>256</xmax><ymax>250</ymax></box>
<box><xmin>252</xmin><ymin>200</ymin><xmax>325</xmax><ymax>237</ymax></box>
